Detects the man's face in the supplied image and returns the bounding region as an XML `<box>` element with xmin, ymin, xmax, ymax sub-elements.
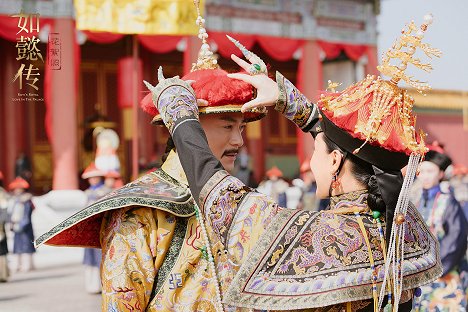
<box><xmin>200</xmin><ymin>113</ymin><xmax>246</xmax><ymax>172</ymax></box>
<box><xmin>418</xmin><ymin>161</ymin><xmax>444</xmax><ymax>189</ymax></box>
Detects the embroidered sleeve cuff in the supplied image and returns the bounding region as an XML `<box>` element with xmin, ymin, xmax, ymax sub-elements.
<box><xmin>151</xmin><ymin>77</ymin><xmax>199</xmax><ymax>135</ymax></box>
<box><xmin>275</xmin><ymin>71</ymin><xmax>288</xmax><ymax>115</ymax></box>
<box><xmin>274</xmin><ymin>71</ymin><xmax>320</xmax><ymax>133</ymax></box>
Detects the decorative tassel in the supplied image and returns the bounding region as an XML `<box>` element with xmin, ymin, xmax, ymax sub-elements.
<box><xmin>353</xmin><ymin>139</ymin><xmax>369</xmax><ymax>155</ymax></box>
<box><xmin>378</xmin><ymin>153</ymin><xmax>422</xmax><ymax>311</ymax></box>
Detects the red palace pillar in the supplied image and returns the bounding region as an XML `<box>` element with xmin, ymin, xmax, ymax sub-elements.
<box><xmin>118</xmin><ymin>56</ymin><xmax>143</xmax><ymax>180</ymax></box>
<box><xmin>296</xmin><ymin>40</ymin><xmax>323</xmax><ymax>164</ymax></box>
<box><xmin>50</xmin><ymin>19</ymin><xmax>79</xmax><ymax>189</ymax></box>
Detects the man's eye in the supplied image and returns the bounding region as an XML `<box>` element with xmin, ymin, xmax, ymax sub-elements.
<box><xmin>224</xmin><ymin>125</ymin><xmax>233</xmax><ymax>130</ymax></box>
<box><xmin>240</xmin><ymin>125</ymin><xmax>246</xmax><ymax>132</ymax></box>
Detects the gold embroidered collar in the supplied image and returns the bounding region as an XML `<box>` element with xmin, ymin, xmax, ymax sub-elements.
<box><xmin>329</xmin><ymin>189</ymin><xmax>369</xmax><ymax>214</ymax></box>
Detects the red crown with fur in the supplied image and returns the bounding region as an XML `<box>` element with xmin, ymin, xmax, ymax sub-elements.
<box><xmin>141</xmin><ymin>69</ymin><xmax>266</xmax><ymax>124</ymax></box>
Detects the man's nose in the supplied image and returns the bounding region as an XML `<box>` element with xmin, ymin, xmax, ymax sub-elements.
<box><xmin>231</xmin><ymin>128</ymin><xmax>244</xmax><ymax>147</ymax></box>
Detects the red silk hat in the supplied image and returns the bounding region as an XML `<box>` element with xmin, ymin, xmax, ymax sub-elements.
<box><xmin>426</xmin><ymin>141</ymin><xmax>445</xmax><ymax>154</ymax></box>
<box><xmin>9</xmin><ymin>177</ymin><xmax>29</xmax><ymax>190</ymax></box>
<box><xmin>81</xmin><ymin>162</ymin><xmax>105</xmax><ymax>179</ymax></box>
<box><xmin>141</xmin><ymin>68</ymin><xmax>266</xmax><ymax>124</ymax></box>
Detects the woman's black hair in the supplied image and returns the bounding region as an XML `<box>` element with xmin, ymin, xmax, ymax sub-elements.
<box><xmin>322</xmin><ymin>134</ymin><xmax>386</xmax><ymax>214</ymax></box>
<box><xmin>161</xmin><ymin>136</ymin><xmax>176</xmax><ymax>163</ymax></box>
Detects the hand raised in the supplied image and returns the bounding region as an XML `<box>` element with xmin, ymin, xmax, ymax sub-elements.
<box><xmin>227</xmin><ymin>55</ymin><xmax>279</xmax><ymax>113</ymax></box>
<box><xmin>225</xmin><ymin>36</ymin><xmax>279</xmax><ymax>113</ymax></box>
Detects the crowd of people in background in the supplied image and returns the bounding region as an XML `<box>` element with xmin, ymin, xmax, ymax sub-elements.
<box><xmin>0</xmin><ymin>156</ymin><xmax>124</xmax><ymax>289</ymax></box>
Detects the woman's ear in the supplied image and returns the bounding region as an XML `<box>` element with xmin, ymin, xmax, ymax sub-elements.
<box><xmin>330</xmin><ymin>150</ymin><xmax>343</xmax><ymax>173</ymax></box>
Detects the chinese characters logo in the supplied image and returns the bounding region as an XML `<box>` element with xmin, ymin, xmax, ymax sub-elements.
<box><xmin>48</xmin><ymin>33</ymin><xmax>61</xmax><ymax>70</ymax></box>
<box><xmin>11</xmin><ymin>11</ymin><xmax>43</xmax><ymax>91</ymax></box>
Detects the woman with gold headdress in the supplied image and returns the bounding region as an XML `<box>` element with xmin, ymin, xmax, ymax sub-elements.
<box><xmin>145</xmin><ymin>15</ymin><xmax>442</xmax><ymax>311</ymax></box>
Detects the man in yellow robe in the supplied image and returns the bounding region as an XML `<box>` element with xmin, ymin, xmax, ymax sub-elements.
<box><xmin>35</xmin><ymin>65</ymin><xmax>266</xmax><ymax>311</ymax></box>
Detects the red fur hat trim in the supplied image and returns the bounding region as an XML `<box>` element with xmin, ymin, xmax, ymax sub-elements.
<box><xmin>141</xmin><ymin>69</ymin><xmax>265</xmax><ymax>123</ymax></box>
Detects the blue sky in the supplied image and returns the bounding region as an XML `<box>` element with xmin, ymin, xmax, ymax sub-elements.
<box><xmin>377</xmin><ymin>0</ymin><xmax>468</xmax><ymax>91</ymax></box>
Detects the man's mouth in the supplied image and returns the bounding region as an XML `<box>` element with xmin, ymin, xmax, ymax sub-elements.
<box><xmin>223</xmin><ymin>150</ymin><xmax>239</xmax><ymax>159</ymax></box>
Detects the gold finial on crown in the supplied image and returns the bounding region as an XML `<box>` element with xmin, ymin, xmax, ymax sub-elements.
<box><xmin>377</xmin><ymin>14</ymin><xmax>442</xmax><ymax>92</ymax></box>
<box><xmin>326</xmin><ymin>80</ymin><xmax>342</xmax><ymax>93</ymax></box>
<box><xmin>191</xmin><ymin>0</ymin><xmax>219</xmax><ymax>71</ymax></box>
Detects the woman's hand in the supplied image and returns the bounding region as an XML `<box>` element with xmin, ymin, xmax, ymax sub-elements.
<box><xmin>225</xmin><ymin>35</ymin><xmax>280</xmax><ymax>113</ymax></box>
<box><xmin>227</xmin><ymin>54</ymin><xmax>279</xmax><ymax>113</ymax></box>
